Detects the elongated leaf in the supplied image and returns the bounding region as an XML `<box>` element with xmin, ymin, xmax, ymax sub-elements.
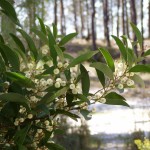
<box><xmin>10</xmin><ymin>33</ymin><xmax>26</xmax><ymax>53</ymax></box>
<box><xmin>59</xmin><ymin>33</ymin><xmax>77</xmax><ymax>46</ymax></box>
<box><xmin>0</xmin><ymin>55</ymin><xmax>6</xmax><ymax>72</ymax></box>
<box><xmin>0</xmin><ymin>34</ymin><xmax>4</xmax><ymax>44</ymax></box>
<box><xmin>143</xmin><ymin>49</ymin><xmax>150</xmax><ymax>57</ymax></box>
<box><xmin>14</xmin><ymin>48</ymin><xmax>28</xmax><ymax>66</ymax></box>
<box><xmin>14</xmin><ymin>125</ymin><xmax>31</xmax><ymax>145</ymax></box>
<box><xmin>17</xmin><ymin>29</ymin><xmax>38</xmax><ymax>60</ymax></box>
<box><xmin>80</xmin><ymin>109</ymin><xmax>92</xmax><ymax>120</ymax></box>
<box><xmin>18</xmin><ymin>145</ymin><xmax>27</xmax><ymax>150</ymax></box>
<box><xmin>0</xmin><ymin>44</ymin><xmax>20</xmax><ymax>70</ymax></box>
<box><xmin>131</xmin><ymin>74</ymin><xmax>145</xmax><ymax>88</ymax></box>
<box><xmin>68</xmin><ymin>51</ymin><xmax>98</xmax><ymax>68</ymax></box>
<box><xmin>55</xmin><ymin>109</ymin><xmax>80</xmax><ymax>121</ymax></box>
<box><xmin>31</xmin><ymin>28</ymin><xmax>48</xmax><ymax>44</ymax></box>
<box><xmin>80</xmin><ymin>64</ymin><xmax>90</xmax><ymax>96</ymax></box>
<box><xmin>0</xmin><ymin>0</ymin><xmax>20</xmax><ymax>26</ymax></box>
<box><xmin>130</xmin><ymin>22</ymin><xmax>142</xmax><ymax>48</ymax></box>
<box><xmin>129</xmin><ymin>65</ymin><xmax>150</xmax><ymax>73</ymax></box>
<box><xmin>0</xmin><ymin>93</ymin><xmax>29</xmax><ymax>109</ymax></box>
<box><xmin>96</xmin><ymin>69</ymin><xmax>105</xmax><ymax>87</ymax></box>
<box><xmin>53</xmin><ymin>23</ymin><xmax>57</xmax><ymax>39</ymax></box>
<box><xmin>40</xmin><ymin>87</ymin><xmax>68</xmax><ymax>104</ymax></box>
<box><xmin>37</xmin><ymin>16</ymin><xmax>46</xmax><ymax>34</ymax></box>
<box><xmin>54</xmin><ymin>45</ymin><xmax>64</xmax><ymax>62</ymax></box>
<box><xmin>45</xmin><ymin>143</ymin><xmax>65</xmax><ymax>150</ymax></box>
<box><xmin>112</xmin><ymin>35</ymin><xmax>127</xmax><ymax>61</ymax></box>
<box><xmin>6</xmin><ymin>72</ymin><xmax>35</xmax><ymax>88</ymax></box>
<box><xmin>47</xmin><ymin>28</ymin><xmax>57</xmax><ymax>64</ymax></box>
<box><xmin>90</xmin><ymin>62</ymin><xmax>114</xmax><ymax>79</ymax></box>
<box><xmin>105</xmin><ymin>92</ymin><xmax>129</xmax><ymax>107</ymax></box>
<box><xmin>98</xmin><ymin>48</ymin><xmax>115</xmax><ymax>72</ymax></box>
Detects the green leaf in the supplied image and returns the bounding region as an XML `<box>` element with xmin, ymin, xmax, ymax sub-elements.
<box><xmin>68</xmin><ymin>51</ymin><xmax>98</xmax><ymax>68</ymax></box>
<box><xmin>98</xmin><ymin>48</ymin><xmax>115</xmax><ymax>72</ymax></box>
<box><xmin>0</xmin><ymin>44</ymin><xmax>20</xmax><ymax>70</ymax></box>
<box><xmin>0</xmin><ymin>34</ymin><xmax>4</xmax><ymax>44</ymax></box>
<box><xmin>40</xmin><ymin>87</ymin><xmax>68</xmax><ymax>104</ymax></box>
<box><xmin>17</xmin><ymin>29</ymin><xmax>38</xmax><ymax>60</ymax></box>
<box><xmin>129</xmin><ymin>65</ymin><xmax>150</xmax><ymax>73</ymax></box>
<box><xmin>131</xmin><ymin>74</ymin><xmax>145</xmax><ymax>88</ymax></box>
<box><xmin>80</xmin><ymin>109</ymin><xmax>92</xmax><ymax>120</ymax></box>
<box><xmin>143</xmin><ymin>49</ymin><xmax>150</xmax><ymax>57</ymax></box>
<box><xmin>66</xmin><ymin>92</ymin><xmax>74</xmax><ymax>106</ymax></box>
<box><xmin>80</xmin><ymin>64</ymin><xmax>90</xmax><ymax>96</ymax></box>
<box><xmin>31</xmin><ymin>28</ymin><xmax>48</xmax><ymax>44</ymax></box>
<box><xmin>112</xmin><ymin>35</ymin><xmax>127</xmax><ymax>61</ymax></box>
<box><xmin>45</xmin><ymin>143</ymin><xmax>65</xmax><ymax>150</ymax></box>
<box><xmin>37</xmin><ymin>16</ymin><xmax>46</xmax><ymax>34</ymax></box>
<box><xmin>52</xmin><ymin>23</ymin><xmax>57</xmax><ymax>39</ymax></box>
<box><xmin>59</xmin><ymin>33</ymin><xmax>77</xmax><ymax>46</ymax></box>
<box><xmin>10</xmin><ymin>33</ymin><xmax>26</xmax><ymax>53</ymax></box>
<box><xmin>14</xmin><ymin>125</ymin><xmax>31</xmax><ymax>145</ymax></box>
<box><xmin>76</xmin><ymin>94</ymin><xmax>89</xmax><ymax>105</ymax></box>
<box><xmin>47</xmin><ymin>27</ymin><xmax>57</xmax><ymax>64</ymax></box>
<box><xmin>0</xmin><ymin>0</ymin><xmax>21</xmax><ymax>26</ymax></box>
<box><xmin>90</xmin><ymin>62</ymin><xmax>114</xmax><ymax>80</ymax></box>
<box><xmin>96</xmin><ymin>69</ymin><xmax>105</xmax><ymax>87</ymax></box>
<box><xmin>105</xmin><ymin>92</ymin><xmax>129</xmax><ymax>107</ymax></box>
<box><xmin>18</xmin><ymin>145</ymin><xmax>27</xmax><ymax>150</ymax></box>
<box><xmin>130</xmin><ymin>22</ymin><xmax>142</xmax><ymax>48</ymax></box>
<box><xmin>55</xmin><ymin>109</ymin><xmax>80</xmax><ymax>121</ymax></box>
<box><xmin>6</xmin><ymin>72</ymin><xmax>35</xmax><ymax>88</ymax></box>
<box><xmin>54</xmin><ymin>45</ymin><xmax>64</xmax><ymax>62</ymax></box>
<box><xmin>0</xmin><ymin>93</ymin><xmax>29</xmax><ymax>109</ymax></box>
<box><xmin>0</xmin><ymin>54</ymin><xmax>6</xmax><ymax>72</ymax></box>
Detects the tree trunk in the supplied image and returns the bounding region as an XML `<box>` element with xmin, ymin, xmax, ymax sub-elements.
<box><xmin>110</xmin><ymin>0</ymin><xmax>114</xmax><ymax>35</ymax></box>
<box><xmin>141</xmin><ymin>0</ymin><xmax>144</xmax><ymax>52</ymax></box>
<box><xmin>125</xmin><ymin>0</ymin><xmax>130</xmax><ymax>38</ymax></box>
<box><xmin>54</xmin><ymin>0</ymin><xmax>57</xmax><ymax>25</ymax></box>
<box><xmin>103</xmin><ymin>0</ymin><xmax>110</xmax><ymax>47</ymax></box>
<box><xmin>79</xmin><ymin>0</ymin><xmax>84</xmax><ymax>38</ymax></box>
<box><xmin>148</xmin><ymin>0</ymin><xmax>150</xmax><ymax>38</ymax></box>
<box><xmin>73</xmin><ymin>0</ymin><xmax>78</xmax><ymax>33</ymax></box>
<box><xmin>91</xmin><ymin>0</ymin><xmax>97</xmax><ymax>51</ymax></box>
<box><xmin>117</xmin><ymin>0</ymin><xmax>120</xmax><ymax>37</ymax></box>
<box><xmin>41</xmin><ymin>0</ymin><xmax>45</xmax><ymax>20</ymax></box>
<box><xmin>122</xmin><ymin>0</ymin><xmax>126</xmax><ymax>35</ymax></box>
<box><xmin>60</xmin><ymin>0</ymin><xmax>66</xmax><ymax>35</ymax></box>
<box><xmin>130</xmin><ymin>0</ymin><xmax>138</xmax><ymax>56</ymax></box>
<box><xmin>85</xmin><ymin>0</ymin><xmax>90</xmax><ymax>40</ymax></box>
<box><xmin>1</xmin><ymin>0</ymin><xmax>16</xmax><ymax>45</ymax></box>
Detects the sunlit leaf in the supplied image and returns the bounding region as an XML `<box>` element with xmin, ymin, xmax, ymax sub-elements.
<box><xmin>105</xmin><ymin>92</ymin><xmax>129</xmax><ymax>107</ymax></box>
<box><xmin>129</xmin><ymin>65</ymin><xmax>150</xmax><ymax>73</ymax></box>
<box><xmin>59</xmin><ymin>33</ymin><xmax>77</xmax><ymax>46</ymax></box>
<box><xmin>68</xmin><ymin>51</ymin><xmax>98</xmax><ymax>68</ymax></box>
<box><xmin>98</xmin><ymin>48</ymin><xmax>115</xmax><ymax>72</ymax></box>
<box><xmin>90</xmin><ymin>62</ymin><xmax>114</xmax><ymax>80</ymax></box>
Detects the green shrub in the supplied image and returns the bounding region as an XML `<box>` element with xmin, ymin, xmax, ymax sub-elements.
<box><xmin>0</xmin><ymin>0</ymin><xmax>150</xmax><ymax>149</ymax></box>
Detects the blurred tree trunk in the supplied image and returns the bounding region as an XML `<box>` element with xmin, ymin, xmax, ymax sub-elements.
<box><xmin>54</xmin><ymin>0</ymin><xmax>58</xmax><ymax>25</ymax></box>
<box><xmin>41</xmin><ymin>0</ymin><xmax>45</xmax><ymax>20</ymax></box>
<box><xmin>60</xmin><ymin>0</ymin><xmax>66</xmax><ymax>35</ymax></box>
<box><xmin>73</xmin><ymin>0</ymin><xmax>78</xmax><ymax>33</ymax></box>
<box><xmin>110</xmin><ymin>0</ymin><xmax>114</xmax><ymax>35</ymax></box>
<box><xmin>85</xmin><ymin>0</ymin><xmax>90</xmax><ymax>40</ymax></box>
<box><xmin>148</xmin><ymin>0</ymin><xmax>150</xmax><ymax>38</ymax></box>
<box><xmin>125</xmin><ymin>0</ymin><xmax>130</xmax><ymax>38</ymax></box>
<box><xmin>130</xmin><ymin>0</ymin><xmax>138</xmax><ymax>56</ymax></box>
<box><xmin>1</xmin><ymin>0</ymin><xmax>16</xmax><ymax>45</ymax></box>
<box><xmin>79</xmin><ymin>0</ymin><xmax>84</xmax><ymax>38</ymax></box>
<box><xmin>122</xmin><ymin>0</ymin><xmax>125</xmax><ymax>35</ymax></box>
<box><xmin>91</xmin><ymin>0</ymin><xmax>97</xmax><ymax>51</ymax></box>
<box><xmin>103</xmin><ymin>0</ymin><xmax>110</xmax><ymax>47</ymax></box>
<box><xmin>117</xmin><ymin>0</ymin><xmax>120</xmax><ymax>37</ymax></box>
<box><xmin>141</xmin><ymin>0</ymin><xmax>144</xmax><ymax>52</ymax></box>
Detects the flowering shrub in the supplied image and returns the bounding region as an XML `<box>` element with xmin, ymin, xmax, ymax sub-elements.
<box><xmin>0</xmin><ymin>0</ymin><xmax>150</xmax><ymax>149</ymax></box>
<box><xmin>134</xmin><ymin>139</ymin><xmax>150</xmax><ymax>150</ymax></box>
